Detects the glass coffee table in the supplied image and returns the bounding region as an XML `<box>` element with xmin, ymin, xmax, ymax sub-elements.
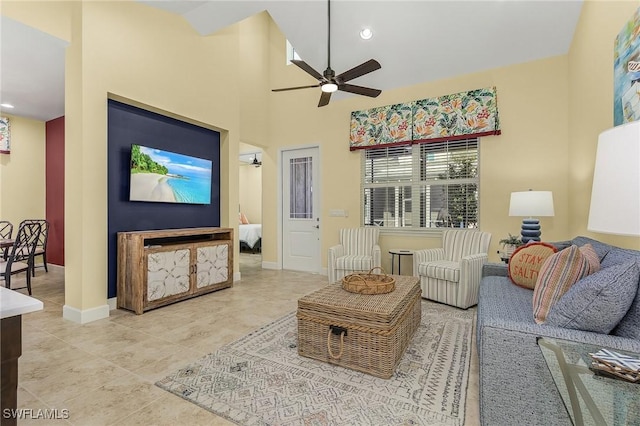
<box><xmin>537</xmin><ymin>337</ymin><xmax>640</xmax><ymax>426</ymax></box>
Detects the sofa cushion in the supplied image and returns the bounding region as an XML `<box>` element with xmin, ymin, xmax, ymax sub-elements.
<box><xmin>613</xmin><ymin>261</ymin><xmax>640</xmax><ymax>339</ymax></box>
<box><xmin>570</xmin><ymin>236</ymin><xmax>613</xmax><ymax>261</ymax></box>
<box><xmin>546</xmin><ymin>260</ymin><xmax>639</xmax><ymax>334</ymax></box>
<box><xmin>532</xmin><ymin>245</ymin><xmax>596</xmax><ymax>324</ymax></box>
<box><xmin>601</xmin><ymin>247</ymin><xmax>640</xmax><ymax>270</ymax></box>
<box><xmin>507</xmin><ymin>242</ymin><xmax>557</xmax><ymax>289</ymax></box>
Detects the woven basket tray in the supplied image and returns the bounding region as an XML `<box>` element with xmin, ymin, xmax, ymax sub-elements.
<box><xmin>342</xmin><ymin>267</ymin><xmax>395</xmax><ymax>295</ymax></box>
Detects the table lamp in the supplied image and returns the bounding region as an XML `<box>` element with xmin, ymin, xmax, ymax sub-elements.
<box><xmin>588</xmin><ymin>121</ymin><xmax>640</xmax><ymax>236</ymax></box>
<box><xmin>509</xmin><ymin>190</ymin><xmax>555</xmax><ymax>243</ymax></box>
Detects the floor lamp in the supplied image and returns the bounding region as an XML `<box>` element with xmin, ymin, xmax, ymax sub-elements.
<box><xmin>509</xmin><ymin>190</ymin><xmax>555</xmax><ymax>243</ymax></box>
<box><xmin>588</xmin><ymin>121</ymin><xmax>640</xmax><ymax>237</ymax></box>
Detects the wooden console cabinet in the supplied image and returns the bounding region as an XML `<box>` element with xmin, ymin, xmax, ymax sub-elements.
<box><xmin>117</xmin><ymin>227</ymin><xmax>233</xmax><ymax>314</ymax></box>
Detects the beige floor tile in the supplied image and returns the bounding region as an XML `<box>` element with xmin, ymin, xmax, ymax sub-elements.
<box><xmin>62</xmin><ymin>374</ymin><xmax>165</xmax><ymax>425</ymax></box>
<box><xmin>7</xmin><ymin>255</ymin><xmax>481</xmax><ymax>425</ymax></box>
<box><xmin>115</xmin><ymin>393</ymin><xmax>233</xmax><ymax>426</ymax></box>
<box><xmin>20</xmin><ymin>357</ymin><xmax>131</xmax><ymax>406</ymax></box>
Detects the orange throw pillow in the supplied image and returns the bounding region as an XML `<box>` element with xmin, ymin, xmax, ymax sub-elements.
<box><xmin>508</xmin><ymin>242</ymin><xmax>558</xmax><ymax>289</ymax></box>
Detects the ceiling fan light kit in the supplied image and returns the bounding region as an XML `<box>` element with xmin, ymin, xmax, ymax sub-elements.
<box><xmin>321</xmin><ymin>83</ymin><xmax>338</xmax><ymax>93</ymax></box>
<box><xmin>272</xmin><ymin>0</ymin><xmax>382</xmax><ymax>107</ymax></box>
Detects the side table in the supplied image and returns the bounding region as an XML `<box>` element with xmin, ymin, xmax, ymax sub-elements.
<box><xmin>537</xmin><ymin>337</ymin><xmax>640</xmax><ymax>426</ymax></box>
<box><xmin>389</xmin><ymin>249</ymin><xmax>413</xmax><ymax>275</ymax></box>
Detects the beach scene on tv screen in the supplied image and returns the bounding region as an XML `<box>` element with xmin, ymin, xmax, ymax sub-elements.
<box><xmin>129</xmin><ymin>144</ymin><xmax>212</xmax><ymax>204</ymax></box>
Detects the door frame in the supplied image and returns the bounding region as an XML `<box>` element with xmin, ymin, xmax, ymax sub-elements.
<box><xmin>277</xmin><ymin>144</ymin><xmax>322</xmax><ymax>273</ymax></box>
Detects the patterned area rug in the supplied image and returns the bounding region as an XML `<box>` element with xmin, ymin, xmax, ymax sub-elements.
<box><xmin>156</xmin><ymin>300</ymin><xmax>474</xmax><ymax>426</ymax></box>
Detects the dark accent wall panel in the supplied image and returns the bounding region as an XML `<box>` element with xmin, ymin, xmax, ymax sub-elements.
<box><xmin>45</xmin><ymin>116</ymin><xmax>65</xmax><ymax>266</ymax></box>
<box><xmin>107</xmin><ymin>100</ymin><xmax>221</xmax><ymax>299</ymax></box>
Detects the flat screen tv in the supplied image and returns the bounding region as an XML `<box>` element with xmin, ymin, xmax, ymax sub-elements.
<box><xmin>129</xmin><ymin>144</ymin><xmax>212</xmax><ymax>204</ymax></box>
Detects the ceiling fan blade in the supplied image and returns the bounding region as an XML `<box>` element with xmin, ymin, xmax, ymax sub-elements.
<box><xmin>318</xmin><ymin>91</ymin><xmax>332</xmax><ymax>107</ymax></box>
<box><xmin>339</xmin><ymin>84</ymin><xmax>382</xmax><ymax>98</ymax></box>
<box><xmin>291</xmin><ymin>59</ymin><xmax>324</xmax><ymax>81</ymax></box>
<box><xmin>335</xmin><ymin>59</ymin><xmax>381</xmax><ymax>83</ymax></box>
<box><xmin>272</xmin><ymin>84</ymin><xmax>320</xmax><ymax>92</ymax></box>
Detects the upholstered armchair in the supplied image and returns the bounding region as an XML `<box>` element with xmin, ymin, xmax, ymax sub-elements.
<box><xmin>328</xmin><ymin>228</ymin><xmax>381</xmax><ymax>283</ymax></box>
<box><xmin>413</xmin><ymin>229</ymin><xmax>492</xmax><ymax>309</ymax></box>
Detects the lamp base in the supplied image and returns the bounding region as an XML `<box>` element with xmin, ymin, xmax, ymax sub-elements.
<box><xmin>521</xmin><ymin>219</ymin><xmax>541</xmax><ymax>243</ymax></box>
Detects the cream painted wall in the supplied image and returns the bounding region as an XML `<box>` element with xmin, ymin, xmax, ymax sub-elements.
<box><xmin>0</xmin><ymin>114</ymin><xmax>46</xmax><ymax>227</ymax></box>
<box><xmin>265</xmin><ymin>17</ymin><xmax>572</xmax><ymax>271</ymax></box>
<box><xmin>1</xmin><ymin>1</ymin><xmax>71</xmax><ymax>42</ymax></box>
<box><xmin>5</xmin><ymin>1</ymin><xmax>245</xmax><ymax>314</ymax></box>
<box><xmin>239</xmin><ymin>162</ymin><xmax>262</xmax><ymax>224</ymax></box>
<box><xmin>2</xmin><ymin>1</ymin><xmax>638</xmax><ymax>316</ymax></box>
<box><xmin>64</xmin><ymin>1</ymin><xmax>243</xmax><ymax>312</ymax></box>
<box><xmin>568</xmin><ymin>1</ymin><xmax>640</xmax><ymax>250</ymax></box>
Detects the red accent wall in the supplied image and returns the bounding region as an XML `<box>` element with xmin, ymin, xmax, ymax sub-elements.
<box><xmin>46</xmin><ymin>117</ymin><xmax>64</xmax><ymax>266</ymax></box>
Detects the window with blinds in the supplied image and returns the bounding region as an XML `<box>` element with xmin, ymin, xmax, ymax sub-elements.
<box><xmin>362</xmin><ymin>139</ymin><xmax>479</xmax><ymax>230</ymax></box>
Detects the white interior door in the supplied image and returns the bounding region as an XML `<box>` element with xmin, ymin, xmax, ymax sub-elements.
<box><xmin>282</xmin><ymin>147</ymin><xmax>320</xmax><ymax>272</ymax></box>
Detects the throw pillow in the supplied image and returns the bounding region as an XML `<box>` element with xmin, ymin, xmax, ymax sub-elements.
<box><xmin>508</xmin><ymin>242</ymin><xmax>557</xmax><ymax>289</ymax></box>
<box><xmin>546</xmin><ymin>260</ymin><xmax>639</xmax><ymax>333</ymax></box>
<box><xmin>239</xmin><ymin>212</ymin><xmax>250</xmax><ymax>224</ymax></box>
<box><xmin>532</xmin><ymin>245</ymin><xmax>594</xmax><ymax>324</ymax></box>
<box><xmin>613</xmin><ymin>262</ymin><xmax>640</xmax><ymax>339</ymax></box>
<box><xmin>580</xmin><ymin>244</ymin><xmax>601</xmax><ymax>275</ymax></box>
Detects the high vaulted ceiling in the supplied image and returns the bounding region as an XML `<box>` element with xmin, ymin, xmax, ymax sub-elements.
<box><xmin>1</xmin><ymin>0</ymin><xmax>583</xmax><ymax>121</ymax></box>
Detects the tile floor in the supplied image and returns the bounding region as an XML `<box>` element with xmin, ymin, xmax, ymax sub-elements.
<box><xmin>6</xmin><ymin>254</ymin><xmax>480</xmax><ymax>425</ymax></box>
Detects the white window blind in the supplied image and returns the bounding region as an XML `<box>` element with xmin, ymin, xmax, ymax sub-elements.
<box><xmin>362</xmin><ymin>139</ymin><xmax>479</xmax><ymax>230</ymax></box>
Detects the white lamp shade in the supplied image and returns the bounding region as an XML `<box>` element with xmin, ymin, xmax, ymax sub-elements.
<box><xmin>588</xmin><ymin>121</ymin><xmax>640</xmax><ymax>236</ymax></box>
<box><xmin>509</xmin><ymin>191</ymin><xmax>555</xmax><ymax>217</ymax></box>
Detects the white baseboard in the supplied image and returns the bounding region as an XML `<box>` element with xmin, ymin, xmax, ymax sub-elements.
<box><xmin>234</xmin><ymin>271</ymin><xmax>241</xmax><ymax>282</ymax></box>
<box><xmin>261</xmin><ymin>261</ymin><xmax>279</xmax><ymax>270</ymax></box>
<box><xmin>107</xmin><ymin>297</ymin><xmax>117</xmax><ymax>310</ymax></box>
<box><xmin>63</xmin><ymin>303</ymin><xmax>110</xmax><ymax>324</ymax></box>
<box><xmin>321</xmin><ymin>267</ymin><xmax>328</xmax><ymax>276</ymax></box>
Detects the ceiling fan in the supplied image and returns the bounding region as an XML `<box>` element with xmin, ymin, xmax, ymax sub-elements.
<box><xmin>272</xmin><ymin>0</ymin><xmax>382</xmax><ymax>107</ymax></box>
<box><xmin>251</xmin><ymin>155</ymin><xmax>262</xmax><ymax>167</ymax></box>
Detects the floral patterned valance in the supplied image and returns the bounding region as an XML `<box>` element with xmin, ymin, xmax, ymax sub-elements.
<box><xmin>349</xmin><ymin>86</ymin><xmax>501</xmax><ymax>151</ymax></box>
<box><xmin>349</xmin><ymin>103</ymin><xmax>412</xmax><ymax>149</ymax></box>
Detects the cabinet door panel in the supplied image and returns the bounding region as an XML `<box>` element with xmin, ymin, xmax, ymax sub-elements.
<box><xmin>196</xmin><ymin>243</ymin><xmax>229</xmax><ymax>288</ymax></box>
<box><xmin>147</xmin><ymin>248</ymin><xmax>191</xmax><ymax>301</ymax></box>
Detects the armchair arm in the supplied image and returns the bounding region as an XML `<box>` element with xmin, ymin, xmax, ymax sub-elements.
<box><xmin>482</xmin><ymin>262</ymin><xmax>508</xmax><ymax>278</ymax></box>
<box><xmin>458</xmin><ymin>253</ymin><xmax>488</xmax><ymax>307</ymax></box>
<box><xmin>412</xmin><ymin>248</ymin><xmax>445</xmax><ymax>276</ymax></box>
<box><xmin>372</xmin><ymin>244</ymin><xmax>381</xmax><ymax>269</ymax></box>
<box><xmin>328</xmin><ymin>244</ymin><xmax>345</xmax><ymax>283</ymax></box>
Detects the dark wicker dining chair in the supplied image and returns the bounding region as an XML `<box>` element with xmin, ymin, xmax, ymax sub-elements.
<box><xmin>0</xmin><ymin>220</ymin><xmax>12</xmax><ymax>260</ymax></box>
<box><xmin>1</xmin><ymin>221</ymin><xmax>41</xmax><ymax>295</ymax></box>
<box><xmin>20</xmin><ymin>219</ymin><xmax>49</xmax><ymax>276</ymax></box>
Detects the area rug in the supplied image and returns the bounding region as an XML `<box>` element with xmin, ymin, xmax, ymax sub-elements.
<box><xmin>156</xmin><ymin>300</ymin><xmax>474</xmax><ymax>426</ymax></box>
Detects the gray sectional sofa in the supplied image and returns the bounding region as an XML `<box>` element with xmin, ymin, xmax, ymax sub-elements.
<box><xmin>477</xmin><ymin>236</ymin><xmax>640</xmax><ymax>425</ymax></box>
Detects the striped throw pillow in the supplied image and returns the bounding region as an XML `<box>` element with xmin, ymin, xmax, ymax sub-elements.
<box><xmin>532</xmin><ymin>245</ymin><xmax>596</xmax><ymax>324</ymax></box>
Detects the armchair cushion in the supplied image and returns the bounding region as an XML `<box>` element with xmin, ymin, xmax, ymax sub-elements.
<box><xmin>420</xmin><ymin>261</ymin><xmax>460</xmax><ymax>282</ymax></box>
<box><xmin>336</xmin><ymin>255</ymin><xmax>375</xmax><ymax>272</ymax></box>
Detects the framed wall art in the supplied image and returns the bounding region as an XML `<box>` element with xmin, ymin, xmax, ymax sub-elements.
<box><xmin>0</xmin><ymin>117</ymin><xmax>9</xmax><ymax>154</ymax></box>
<box><xmin>614</xmin><ymin>7</ymin><xmax>640</xmax><ymax>125</ymax></box>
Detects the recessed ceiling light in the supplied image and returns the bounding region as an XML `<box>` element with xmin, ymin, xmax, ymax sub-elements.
<box><xmin>0</xmin><ymin>103</ymin><xmax>14</xmax><ymax>109</ymax></box>
<box><xmin>360</xmin><ymin>28</ymin><xmax>373</xmax><ymax>40</ymax></box>
<box><xmin>321</xmin><ymin>83</ymin><xmax>338</xmax><ymax>93</ymax></box>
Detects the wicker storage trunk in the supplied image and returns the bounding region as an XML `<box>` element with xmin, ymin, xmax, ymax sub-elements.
<box><xmin>297</xmin><ymin>275</ymin><xmax>421</xmax><ymax>379</ymax></box>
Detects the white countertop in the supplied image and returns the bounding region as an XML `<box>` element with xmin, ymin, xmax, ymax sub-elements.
<box><xmin>0</xmin><ymin>287</ymin><xmax>44</xmax><ymax>319</ymax></box>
